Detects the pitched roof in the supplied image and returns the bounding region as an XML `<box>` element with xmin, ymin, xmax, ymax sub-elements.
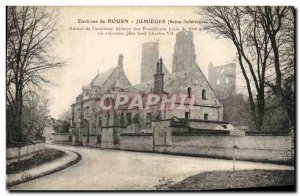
<box><xmin>125</xmin><ymin>65</ymin><xmax>196</xmax><ymax>94</ymax></box>
<box><xmin>89</xmin><ymin>67</ymin><xmax>116</xmax><ymax>87</ymax></box>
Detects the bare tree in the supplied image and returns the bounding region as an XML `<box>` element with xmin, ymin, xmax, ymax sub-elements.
<box><xmin>202</xmin><ymin>6</ymin><xmax>294</xmax><ymax>131</ymax></box>
<box><xmin>52</xmin><ymin>109</ymin><xmax>72</xmax><ymax>133</ymax></box>
<box><xmin>256</xmin><ymin>7</ymin><xmax>295</xmax><ymax>130</ymax></box>
<box><xmin>202</xmin><ymin>7</ymin><xmax>272</xmax><ymax>131</ymax></box>
<box><xmin>59</xmin><ymin>109</ymin><xmax>72</xmax><ymax>123</ymax></box>
<box><xmin>6</xmin><ymin>6</ymin><xmax>63</xmax><ymax>143</ymax></box>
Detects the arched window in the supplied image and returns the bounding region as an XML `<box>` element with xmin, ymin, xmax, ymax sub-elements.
<box><xmin>126</xmin><ymin>112</ymin><xmax>132</xmax><ymax>125</ymax></box>
<box><xmin>202</xmin><ymin>90</ymin><xmax>207</xmax><ymax>100</ymax></box>
<box><xmin>187</xmin><ymin>87</ymin><xmax>192</xmax><ymax>98</ymax></box>
<box><xmin>225</xmin><ymin>78</ymin><xmax>229</xmax><ymax>84</ymax></box>
<box><xmin>83</xmin><ymin>106</ymin><xmax>90</xmax><ymax>120</ymax></box>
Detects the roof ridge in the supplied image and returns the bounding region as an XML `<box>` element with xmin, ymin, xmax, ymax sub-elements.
<box><xmin>194</xmin><ymin>64</ymin><xmax>222</xmax><ymax>106</ymax></box>
<box><xmin>171</xmin><ymin>65</ymin><xmax>196</xmax><ymax>91</ymax></box>
<box><xmin>89</xmin><ymin>66</ymin><xmax>117</xmax><ymax>87</ymax></box>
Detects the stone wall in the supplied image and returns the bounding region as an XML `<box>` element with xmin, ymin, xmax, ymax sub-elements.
<box><xmin>152</xmin><ymin>121</ymin><xmax>173</xmax><ymax>146</ymax></box>
<box><xmin>118</xmin><ymin>126</ymin><xmax>293</xmax><ymax>163</ymax></box>
<box><xmin>119</xmin><ymin>134</ymin><xmax>153</xmax><ymax>151</ymax></box>
<box><xmin>82</xmin><ymin>135</ymin><xmax>100</xmax><ymax>147</ymax></box>
<box><xmin>6</xmin><ymin>141</ymin><xmax>46</xmax><ymax>165</ymax></box>
<box><xmin>154</xmin><ymin>135</ymin><xmax>293</xmax><ymax>162</ymax></box>
<box><xmin>52</xmin><ymin>133</ymin><xmax>70</xmax><ymax>142</ymax></box>
<box><xmin>101</xmin><ymin>127</ymin><xmax>114</xmax><ymax>148</ymax></box>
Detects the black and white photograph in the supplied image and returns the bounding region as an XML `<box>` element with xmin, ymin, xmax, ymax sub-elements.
<box><xmin>5</xmin><ymin>5</ymin><xmax>296</xmax><ymax>191</ymax></box>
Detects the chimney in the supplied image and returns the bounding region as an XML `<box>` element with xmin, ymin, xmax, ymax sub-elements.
<box><xmin>118</xmin><ymin>54</ymin><xmax>123</xmax><ymax>68</ymax></box>
<box><xmin>153</xmin><ymin>58</ymin><xmax>164</xmax><ymax>94</ymax></box>
<box><xmin>160</xmin><ymin>58</ymin><xmax>163</xmax><ymax>73</ymax></box>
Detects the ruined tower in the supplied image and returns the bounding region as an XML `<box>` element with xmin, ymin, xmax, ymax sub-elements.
<box><xmin>140</xmin><ymin>42</ymin><xmax>169</xmax><ymax>82</ymax></box>
<box><xmin>140</xmin><ymin>42</ymin><xmax>159</xmax><ymax>82</ymax></box>
<box><xmin>172</xmin><ymin>31</ymin><xmax>196</xmax><ymax>73</ymax></box>
<box><xmin>153</xmin><ymin>58</ymin><xmax>164</xmax><ymax>94</ymax></box>
<box><xmin>208</xmin><ymin>62</ymin><xmax>236</xmax><ymax>99</ymax></box>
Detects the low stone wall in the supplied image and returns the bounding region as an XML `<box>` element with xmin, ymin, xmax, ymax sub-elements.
<box><xmin>154</xmin><ymin>135</ymin><xmax>293</xmax><ymax>162</ymax></box>
<box><xmin>101</xmin><ymin>127</ymin><xmax>114</xmax><ymax>149</ymax></box>
<box><xmin>63</xmin><ymin>122</ymin><xmax>293</xmax><ymax>163</ymax></box>
<box><xmin>52</xmin><ymin>133</ymin><xmax>70</xmax><ymax>142</ymax></box>
<box><xmin>82</xmin><ymin>135</ymin><xmax>100</xmax><ymax>148</ymax></box>
<box><xmin>6</xmin><ymin>141</ymin><xmax>46</xmax><ymax>165</ymax></box>
<box><xmin>119</xmin><ymin>133</ymin><xmax>153</xmax><ymax>152</ymax></box>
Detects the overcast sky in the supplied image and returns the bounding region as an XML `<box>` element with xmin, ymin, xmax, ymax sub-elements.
<box><xmin>45</xmin><ymin>6</ymin><xmax>241</xmax><ymax>118</ymax></box>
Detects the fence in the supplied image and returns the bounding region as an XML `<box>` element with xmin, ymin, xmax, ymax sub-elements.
<box><xmin>6</xmin><ymin>141</ymin><xmax>46</xmax><ymax>165</ymax></box>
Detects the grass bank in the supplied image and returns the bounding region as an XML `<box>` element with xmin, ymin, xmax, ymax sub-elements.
<box><xmin>6</xmin><ymin>148</ymin><xmax>65</xmax><ymax>174</ymax></box>
<box><xmin>168</xmin><ymin>169</ymin><xmax>294</xmax><ymax>191</ymax></box>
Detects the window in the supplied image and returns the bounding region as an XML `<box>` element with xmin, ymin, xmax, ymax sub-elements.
<box><xmin>204</xmin><ymin>113</ymin><xmax>208</xmax><ymax>120</ymax></box>
<box><xmin>83</xmin><ymin>106</ymin><xmax>90</xmax><ymax>120</ymax></box>
<box><xmin>76</xmin><ymin>109</ymin><xmax>81</xmax><ymax>126</ymax></box>
<box><xmin>98</xmin><ymin>116</ymin><xmax>102</xmax><ymax>127</ymax></box>
<box><xmin>221</xmin><ymin>69</ymin><xmax>224</xmax><ymax>75</ymax></box>
<box><xmin>226</xmin><ymin>78</ymin><xmax>229</xmax><ymax>84</ymax></box>
<box><xmin>97</xmin><ymin>135</ymin><xmax>101</xmax><ymax>143</ymax></box>
<box><xmin>185</xmin><ymin>112</ymin><xmax>190</xmax><ymax>120</ymax></box>
<box><xmin>202</xmin><ymin>89</ymin><xmax>207</xmax><ymax>100</ymax></box>
<box><xmin>126</xmin><ymin>112</ymin><xmax>132</xmax><ymax>125</ymax></box>
<box><xmin>120</xmin><ymin>112</ymin><xmax>125</xmax><ymax>126</ymax></box>
<box><xmin>106</xmin><ymin>112</ymin><xmax>110</xmax><ymax>126</ymax></box>
<box><xmin>146</xmin><ymin>113</ymin><xmax>151</xmax><ymax>124</ymax></box>
<box><xmin>187</xmin><ymin>87</ymin><xmax>191</xmax><ymax>98</ymax></box>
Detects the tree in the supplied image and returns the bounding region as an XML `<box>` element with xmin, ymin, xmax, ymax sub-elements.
<box><xmin>22</xmin><ymin>90</ymin><xmax>51</xmax><ymax>141</ymax></box>
<box><xmin>202</xmin><ymin>7</ymin><xmax>271</xmax><ymax>131</ymax></box>
<box><xmin>257</xmin><ymin>7</ymin><xmax>295</xmax><ymax>130</ymax></box>
<box><xmin>6</xmin><ymin>6</ymin><xmax>63</xmax><ymax>143</ymax></box>
<box><xmin>53</xmin><ymin>109</ymin><xmax>72</xmax><ymax>133</ymax></box>
<box><xmin>202</xmin><ymin>6</ymin><xmax>294</xmax><ymax>131</ymax></box>
<box><xmin>59</xmin><ymin>109</ymin><xmax>72</xmax><ymax>123</ymax></box>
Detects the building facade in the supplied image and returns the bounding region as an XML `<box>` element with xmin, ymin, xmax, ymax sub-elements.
<box><xmin>69</xmin><ymin>31</ymin><xmax>229</xmax><ymax>146</ymax></box>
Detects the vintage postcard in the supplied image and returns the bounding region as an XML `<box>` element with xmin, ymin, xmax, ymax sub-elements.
<box><xmin>6</xmin><ymin>6</ymin><xmax>295</xmax><ymax>191</ymax></box>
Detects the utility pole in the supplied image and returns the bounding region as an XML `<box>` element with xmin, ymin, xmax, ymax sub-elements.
<box><xmin>153</xmin><ymin>127</ymin><xmax>155</xmax><ymax>152</ymax></box>
<box><xmin>232</xmin><ymin>135</ymin><xmax>236</xmax><ymax>171</ymax></box>
<box><xmin>230</xmin><ymin>129</ymin><xmax>244</xmax><ymax>171</ymax></box>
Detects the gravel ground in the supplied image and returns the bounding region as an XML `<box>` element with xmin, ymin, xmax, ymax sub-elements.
<box><xmin>10</xmin><ymin>144</ymin><xmax>294</xmax><ymax>190</ymax></box>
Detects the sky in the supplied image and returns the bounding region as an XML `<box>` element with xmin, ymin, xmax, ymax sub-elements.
<box><xmin>44</xmin><ymin>6</ymin><xmax>240</xmax><ymax>118</ymax></box>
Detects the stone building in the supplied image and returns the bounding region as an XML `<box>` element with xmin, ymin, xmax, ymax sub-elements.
<box><xmin>208</xmin><ymin>62</ymin><xmax>236</xmax><ymax>100</ymax></box>
<box><xmin>208</xmin><ymin>62</ymin><xmax>252</xmax><ymax>129</ymax></box>
<box><xmin>69</xmin><ymin>31</ymin><xmax>229</xmax><ymax>147</ymax></box>
<box><xmin>172</xmin><ymin>31</ymin><xmax>196</xmax><ymax>72</ymax></box>
<box><xmin>69</xmin><ymin>54</ymin><xmax>132</xmax><ymax>144</ymax></box>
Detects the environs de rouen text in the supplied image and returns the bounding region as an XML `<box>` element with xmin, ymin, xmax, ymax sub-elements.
<box><xmin>77</xmin><ymin>19</ymin><xmax>207</xmax><ymax>25</ymax></box>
